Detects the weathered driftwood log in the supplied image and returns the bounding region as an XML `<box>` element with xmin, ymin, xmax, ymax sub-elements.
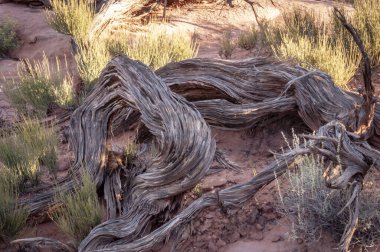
<box><xmin>13</xmin><ymin>53</ymin><xmax>379</xmax><ymax>252</ymax></box>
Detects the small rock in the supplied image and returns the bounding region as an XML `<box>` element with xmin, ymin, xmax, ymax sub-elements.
<box><xmin>296</xmin><ymin>238</ymin><xmax>304</xmax><ymax>244</ymax></box>
<box><xmin>224</xmin><ymin>224</ymin><xmax>234</xmax><ymax>231</ymax></box>
<box><xmin>256</xmin><ymin>216</ymin><xmax>266</xmax><ymax>226</ymax></box>
<box><xmin>199</xmin><ymin>221</ymin><xmax>212</xmax><ymax>233</ymax></box>
<box><xmin>263</xmin><ymin>212</ymin><xmax>277</xmax><ymax>221</ymax></box>
<box><xmin>201</xmin><ymin>177</ymin><xmax>227</xmax><ymax>191</ymax></box>
<box><xmin>193</xmin><ymin>220</ymin><xmax>201</xmax><ymax>229</ymax></box>
<box><xmin>29</xmin><ymin>36</ymin><xmax>38</xmax><ymax>44</ymax></box>
<box><xmin>250</xmin><ymin>231</ymin><xmax>264</xmax><ymax>241</ymax></box>
<box><xmin>271</xmin><ymin>234</ymin><xmax>283</xmax><ymax>242</ymax></box>
<box><xmin>238</xmin><ymin>226</ymin><xmax>249</xmax><ymax>238</ymax></box>
<box><xmin>247</xmin><ymin>208</ymin><xmax>259</xmax><ymax>224</ymax></box>
<box><xmin>205</xmin><ymin>212</ymin><xmax>214</xmax><ymax>219</ymax></box>
<box><xmin>207</xmin><ymin>242</ymin><xmax>218</xmax><ymax>252</ymax></box>
<box><xmin>194</xmin><ymin>241</ymin><xmax>206</xmax><ymax>248</ymax></box>
<box><xmin>301</xmin><ymin>245</ymin><xmax>308</xmax><ymax>252</ymax></box>
<box><xmin>227</xmin><ymin>232</ymin><xmax>240</xmax><ymax>243</ymax></box>
<box><xmin>216</xmin><ymin>239</ymin><xmax>227</xmax><ymax>247</ymax></box>
<box><xmin>255</xmin><ymin>223</ymin><xmax>264</xmax><ymax>231</ymax></box>
<box><xmin>58</xmin><ymin>159</ymin><xmax>71</xmax><ymax>171</ymax></box>
<box><xmin>293</xmin><ymin>245</ymin><xmax>308</xmax><ymax>252</ymax></box>
<box><xmin>262</xmin><ymin>204</ymin><xmax>274</xmax><ymax>213</ymax></box>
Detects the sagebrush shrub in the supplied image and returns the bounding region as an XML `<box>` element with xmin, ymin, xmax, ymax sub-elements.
<box><xmin>266</xmin><ymin>8</ymin><xmax>360</xmax><ymax>89</ymax></box>
<box><xmin>108</xmin><ymin>26</ymin><xmax>198</xmax><ymax>70</ymax></box>
<box><xmin>3</xmin><ymin>53</ymin><xmax>75</xmax><ymax>115</ymax></box>
<box><xmin>218</xmin><ymin>30</ymin><xmax>235</xmax><ymax>59</ymax></box>
<box><xmin>0</xmin><ymin>170</ymin><xmax>28</xmax><ymax>241</ymax></box>
<box><xmin>50</xmin><ymin>168</ymin><xmax>102</xmax><ymax>246</ymax></box>
<box><xmin>0</xmin><ymin>118</ymin><xmax>58</xmax><ymax>185</ymax></box>
<box><xmin>353</xmin><ymin>0</ymin><xmax>380</xmax><ymax>65</ymax></box>
<box><xmin>74</xmin><ymin>40</ymin><xmax>110</xmax><ymax>93</ymax></box>
<box><xmin>0</xmin><ymin>19</ymin><xmax>19</xmax><ymax>58</ymax></box>
<box><xmin>276</xmin><ymin>135</ymin><xmax>380</xmax><ymax>249</ymax></box>
<box><xmin>45</xmin><ymin>0</ymin><xmax>94</xmax><ymax>44</ymax></box>
<box><xmin>237</xmin><ymin>27</ymin><xmax>259</xmax><ymax>51</ymax></box>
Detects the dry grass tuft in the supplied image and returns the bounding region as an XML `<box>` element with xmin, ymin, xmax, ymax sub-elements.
<box><xmin>45</xmin><ymin>0</ymin><xmax>94</xmax><ymax>44</ymax></box>
<box><xmin>218</xmin><ymin>30</ymin><xmax>235</xmax><ymax>59</ymax></box>
<box><xmin>237</xmin><ymin>26</ymin><xmax>259</xmax><ymax>51</ymax></box>
<box><xmin>353</xmin><ymin>0</ymin><xmax>380</xmax><ymax>65</ymax></box>
<box><xmin>0</xmin><ymin>169</ymin><xmax>28</xmax><ymax>241</ymax></box>
<box><xmin>276</xmin><ymin>134</ymin><xmax>380</xmax><ymax>249</ymax></box>
<box><xmin>0</xmin><ymin>19</ymin><xmax>19</xmax><ymax>58</ymax></box>
<box><xmin>265</xmin><ymin>8</ymin><xmax>360</xmax><ymax>89</ymax></box>
<box><xmin>50</xmin><ymin>168</ymin><xmax>102</xmax><ymax>246</ymax></box>
<box><xmin>0</xmin><ymin>117</ymin><xmax>58</xmax><ymax>186</ymax></box>
<box><xmin>108</xmin><ymin>26</ymin><xmax>198</xmax><ymax>70</ymax></box>
<box><xmin>3</xmin><ymin>53</ymin><xmax>75</xmax><ymax>115</ymax></box>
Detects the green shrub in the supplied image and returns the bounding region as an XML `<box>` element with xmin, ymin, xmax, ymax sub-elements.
<box><xmin>353</xmin><ymin>0</ymin><xmax>380</xmax><ymax>65</ymax></box>
<box><xmin>282</xmin><ymin>8</ymin><xmax>322</xmax><ymax>42</ymax></box>
<box><xmin>266</xmin><ymin>8</ymin><xmax>360</xmax><ymax>89</ymax></box>
<box><xmin>50</xmin><ymin>168</ymin><xmax>102</xmax><ymax>246</ymax></box>
<box><xmin>237</xmin><ymin>27</ymin><xmax>259</xmax><ymax>51</ymax></box>
<box><xmin>0</xmin><ymin>118</ymin><xmax>58</xmax><ymax>185</ymax></box>
<box><xmin>275</xmin><ymin>33</ymin><xmax>359</xmax><ymax>89</ymax></box>
<box><xmin>17</xmin><ymin>118</ymin><xmax>58</xmax><ymax>177</ymax></box>
<box><xmin>3</xmin><ymin>53</ymin><xmax>75</xmax><ymax>115</ymax></box>
<box><xmin>46</xmin><ymin>0</ymin><xmax>96</xmax><ymax>94</ymax></box>
<box><xmin>45</xmin><ymin>0</ymin><xmax>94</xmax><ymax>44</ymax></box>
<box><xmin>0</xmin><ymin>169</ymin><xmax>28</xmax><ymax>241</ymax></box>
<box><xmin>276</xmin><ymin>136</ymin><xmax>380</xmax><ymax>249</ymax></box>
<box><xmin>0</xmin><ymin>135</ymin><xmax>40</xmax><ymax>186</ymax></box>
<box><xmin>108</xmin><ymin>27</ymin><xmax>198</xmax><ymax>70</ymax></box>
<box><xmin>0</xmin><ymin>19</ymin><xmax>19</xmax><ymax>58</ymax></box>
<box><xmin>218</xmin><ymin>30</ymin><xmax>235</xmax><ymax>59</ymax></box>
<box><xmin>74</xmin><ymin>40</ymin><xmax>110</xmax><ymax>93</ymax></box>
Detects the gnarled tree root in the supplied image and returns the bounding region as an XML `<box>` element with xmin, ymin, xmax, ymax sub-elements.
<box><xmin>15</xmin><ymin>56</ymin><xmax>379</xmax><ymax>252</ymax></box>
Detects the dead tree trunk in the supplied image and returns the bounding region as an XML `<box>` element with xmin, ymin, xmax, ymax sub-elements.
<box><xmin>14</xmin><ymin>55</ymin><xmax>380</xmax><ymax>252</ymax></box>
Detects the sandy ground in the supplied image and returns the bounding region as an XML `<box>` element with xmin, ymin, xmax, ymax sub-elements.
<box><xmin>0</xmin><ymin>1</ymin><xmax>379</xmax><ymax>252</ymax></box>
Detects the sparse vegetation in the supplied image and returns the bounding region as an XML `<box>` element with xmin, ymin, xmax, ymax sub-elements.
<box><xmin>4</xmin><ymin>1</ymin><xmax>380</xmax><ymax>251</ymax></box>
<box><xmin>265</xmin><ymin>8</ymin><xmax>360</xmax><ymax>89</ymax></box>
<box><xmin>3</xmin><ymin>53</ymin><xmax>75</xmax><ymax>115</ymax></box>
<box><xmin>124</xmin><ymin>141</ymin><xmax>139</xmax><ymax>165</ymax></box>
<box><xmin>45</xmin><ymin>0</ymin><xmax>94</xmax><ymax>44</ymax></box>
<box><xmin>276</xmin><ymin>135</ymin><xmax>380</xmax><ymax>249</ymax></box>
<box><xmin>218</xmin><ymin>30</ymin><xmax>235</xmax><ymax>59</ymax></box>
<box><xmin>237</xmin><ymin>26</ymin><xmax>259</xmax><ymax>51</ymax></box>
<box><xmin>0</xmin><ymin>19</ymin><xmax>19</xmax><ymax>58</ymax></box>
<box><xmin>353</xmin><ymin>0</ymin><xmax>380</xmax><ymax>65</ymax></box>
<box><xmin>274</xmin><ymin>33</ymin><xmax>359</xmax><ymax>88</ymax></box>
<box><xmin>75</xmin><ymin>40</ymin><xmax>110</xmax><ymax>93</ymax></box>
<box><xmin>0</xmin><ymin>118</ymin><xmax>58</xmax><ymax>185</ymax></box>
<box><xmin>0</xmin><ymin>169</ymin><xmax>28</xmax><ymax>241</ymax></box>
<box><xmin>50</xmin><ymin>168</ymin><xmax>102</xmax><ymax>246</ymax></box>
<box><xmin>45</xmin><ymin>0</ymin><xmax>97</xmax><ymax>93</ymax></box>
<box><xmin>76</xmin><ymin>26</ymin><xmax>198</xmax><ymax>92</ymax></box>
<box><xmin>191</xmin><ymin>183</ymin><xmax>203</xmax><ymax>198</ymax></box>
<box><xmin>108</xmin><ymin>27</ymin><xmax>198</xmax><ymax>71</ymax></box>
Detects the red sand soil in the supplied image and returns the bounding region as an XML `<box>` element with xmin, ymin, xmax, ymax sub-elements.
<box><xmin>0</xmin><ymin>1</ymin><xmax>379</xmax><ymax>252</ymax></box>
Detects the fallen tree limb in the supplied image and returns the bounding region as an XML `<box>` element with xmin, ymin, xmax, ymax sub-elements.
<box><xmin>11</xmin><ymin>237</ymin><xmax>75</xmax><ymax>252</ymax></box>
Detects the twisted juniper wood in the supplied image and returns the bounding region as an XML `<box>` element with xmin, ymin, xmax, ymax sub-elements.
<box><xmin>14</xmin><ymin>56</ymin><xmax>380</xmax><ymax>252</ymax></box>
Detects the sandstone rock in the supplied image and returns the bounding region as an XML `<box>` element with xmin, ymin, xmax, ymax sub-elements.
<box><xmin>216</xmin><ymin>239</ymin><xmax>227</xmax><ymax>247</ymax></box>
<box><xmin>250</xmin><ymin>231</ymin><xmax>264</xmax><ymax>241</ymax></box>
<box><xmin>271</xmin><ymin>234</ymin><xmax>283</xmax><ymax>242</ymax></box>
